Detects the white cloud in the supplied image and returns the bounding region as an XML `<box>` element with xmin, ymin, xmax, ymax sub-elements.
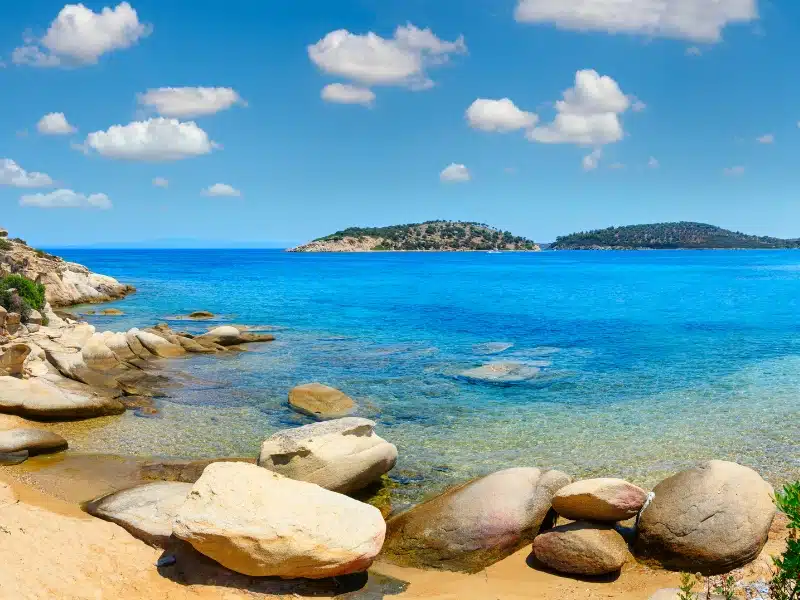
<box><xmin>756</xmin><ymin>134</ymin><xmax>774</xmax><ymax>144</ymax></box>
<box><xmin>582</xmin><ymin>148</ymin><xmax>602</xmax><ymax>171</ymax></box>
<box><xmin>152</xmin><ymin>177</ymin><xmax>169</xmax><ymax>188</ymax></box>
<box><xmin>648</xmin><ymin>156</ymin><xmax>660</xmax><ymax>168</ymax></box>
<box><xmin>527</xmin><ymin>70</ymin><xmax>632</xmax><ymax>145</ymax></box>
<box><xmin>686</xmin><ymin>46</ymin><xmax>703</xmax><ymax>56</ymax></box>
<box><xmin>20</xmin><ymin>188</ymin><xmax>111</xmax><ymax>209</ymax></box>
<box><xmin>138</xmin><ymin>87</ymin><xmax>245</xmax><ymax>118</ymax></box>
<box><xmin>723</xmin><ymin>166</ymin><xmax>745</xmax><ymax>176</ymax></box>
<box><xmin>440</xmin><ymin>163</ymin><xmax>470</xmax><ymax>183</ymax></box>
<box><xmin>37</xmin><ymin>112</ymin><xmax>76</xmax><ymax>135</ymax></box>
<box><xmin>308</xmin><ymin>23</ymin><xmax>466</xmax><ymax>90</ymax></box>
<box><xmin>466</xmin><ymin>98</ymin><xmax>538</xmax><ymax>132</ymax></box>
<box><xmin>631</xmin><ymin>98</ymin><xmax>647</xmax><ymax>112</ymax></box>
<box><xmin>202</xmin><ymin>183</ymin><xmax>241</xmax><ymax>197</ymax></box>
<box><xmin>83</xmin><ymin>118</ymin><xmax>216</xmax><ymax>161</ymax></box>
<box><xmin>514</xmin><ymin>0</ymin><xmax>758</xmax><ymax>43</ymax></box>
<box><xmin>13</xmin><ymin>2</ymin><xmax>151</xmax><ymax>67</ymax></box>
<box><xmin>321</xmin><ymin>83</ymin><xmax>376</xmax><ymax>106</ymax></box>
<box><xmin>0</xmin><ymin>158</ymin><xmax>54</xmax><ymax>188</ymax></box>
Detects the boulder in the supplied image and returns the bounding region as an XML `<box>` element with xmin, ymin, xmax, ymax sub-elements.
<box><xmin>288</xmin><ymin>383</ymin><xmax>357</xmax><ymax>420</ymax></box>
<box><xmin>27</xmin><ymin>309</ymin><xmax>43</xmax><ymax>326</ymax></box>
<box><xmin>134</xmin><ymin>330</ymin><xmax>185</xmax><ymax>358</ymax></box>
<box><xmin>124</xmin><ymin>329</ymin><xmax>153</xmax><ymax>359</ymax></box>
<box><xmin>533</xmin><ymin>521</ymin><xmax>629</xmax><ymax>575</ymax></box>
<box><xmin>81</xmin><ymin>334</ymin><xmax>126</xmax><ymax>372</ymax></box>
<box><xmin>634</xmin><ymin>460</ymin><xmax>775</xmax><ymax>574</ymax></box>
<box><xmin>258</xmin><ymin>418</ymin><xmax>397</xmax><ymax>494</ymax></box>
<box><xmin>45</xmin><ymin>348</ymin><xmax>121</xmax><ymax>390</ymax></box>
<box><xmin>173</xmin><ymin>462</ymin><xmax>386</xmax><ymax>578</ymax></box>
<box><xmin>0</xmin><ymin>376</ymin><xmax>125</xmax><ymax>419</ymax></box>
<box><xmin>552</xmin><ymin>478</ymin><xmax>648</xmax><ymax>522</ymax></box>
<box><xmin>85</xmin><ymin>482</ymin><xmax>192</xmax><ymax>547</ymax></box>
<box><xmin>55</xmin><ymin>323</ymin><xmax>96</xmax><ymax>349</ymax></box>
<box><xmin>0</xmin><ymin>344</ymin><xmax>31</xmax><ymax>376</ymax></box>
<box><xmin>197</xmin><ymin>326</ymin><xmax>275</xmax><ymax>347</ymax></box>
<box><xmin>101</xmin><ymin>331</ymin><xmax>137</xmax><ymax>361</ymax></box>
<box><xmin>188</xmin><ymin>311</ymin><xmax>214</xmax><ymax>319</ymax></box>
<box><xmin>0</xmin><ymin>481</ymin><xmax>18</xmax><ymax>507</ymax></box>
<box><xmin>5</xmin><ymin>313</ymin><xmax>21</xmax><ymax>336</ymax></box>
<box><xmin>383</xmin><ymin>467</ymin><xmax>571</xmax><ymax>572</ymax></box>
<box><xmin>175</xmin><ymin>335</ymin><xmax>217</xmax><ymax>353</ymax></box>
<box><xmin>0</xmin><ymin>306</ymin><xmax>6</xmax><ymax>328</ymax></box>
<box><xmin>0</xmin><ymin>429</ymin><xmax>68</xmax><ymax>455</ymax></box>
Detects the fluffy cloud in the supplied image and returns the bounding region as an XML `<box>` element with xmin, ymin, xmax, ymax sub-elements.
<box><xmin>308</xmin><ymin>23</ymin><xmax>466</xmax><ymax>90</ymax></box>
<box><xmin>514</xmin><ymin>0</ymin><xmax>758</xmax><ymax>43</ymax></box>
<box><xmin>582</xmin><ymin>148</ymin><xmax>602</xmax><ymax>171</ymax></box>
<box><xmin>440</xmin><ymin>163</ymin><xmax>470</xmax><ymax>183</ymax></box>
<box><xmin>20</xmin><ymin>188</ymin><xmax>111</xmax><ymax>209</ymax></box>
<box><xmin>526</xmin><ymin>70</ymin><xmax>632</xmax><ymax>145</ymax></box>
<box><xmin>756</xmin><ymin>134</ymin><xmax>774</xmax><ymax>144</ymax></box>
<box><xmin>138</xmin><ymin>87</ymin><xmax>245</xmax><ymax>118</ymax></box>
<box><xmin>466</xmin><ymin>98</ymin><xmax>538</xmax><ymax>132</ymax></box>
<box><xmin>152</xmin><ymin>177</ymin><xmax>169</xmax><ymax>188</ymax></box>
<box><xmin>83</xmin><ymin>118</ymin><xmax>216</xmax><ymax>161</ymax></box>
<box><xmin>14</xmin><ymin>2</ymin><xmax>151</xmax><ymax>67</ymax></box>
<box><xmin>202</xmin><ymin>183</ymin><xmax>241</xmax><ymax>197</ymax></box>
<box><xmin>0</xmin><ymin>158</ymin><xmax>54</xmax><ymax>188</ymax></box>
<box><xmin>648</xmin><ymin>156</ymin><xmax>660</xmax><ymax>168</ymax></box>
<box><xmin>321</xmin><ymin>83</ymin><xmax>376</xmax><ymax>106</ymax></box>
<box><xmin>723</xmin><ymin>166</ymin><xmax>745</xmax><ymax>176</ymax></box>
<box><xmin>37</xmin><ymin>112</ymin><xmax>76</xmax><ymax>135</ymax></box>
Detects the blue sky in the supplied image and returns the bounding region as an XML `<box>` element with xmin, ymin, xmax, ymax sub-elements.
<box><xmin>1</xmin><ymin>0</ymin><xmax>797</xmax><ymax>247</ymax></box>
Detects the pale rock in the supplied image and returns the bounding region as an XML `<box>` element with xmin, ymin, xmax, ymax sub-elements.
<box><xmin>552</xmin><ymin>478</ymin><xmax>648</xmax><ymax>522</ymax></box>
<box><xmin>0</xmin><ymin>344</ymin><xmax>31</xmax><ymax>376</ymax></box>
<box><xmin>0</xmin><ymin>428</ymin><xmax>68</xmax><ymax>455</ymax></box>
<box><xmin>533</xmin><ymin>521</ymin><xmax>629</xmax><ymax>575</ymax></box>
<box><xmin>134</xmin><ymin>330</ymin><xmax>185</xmax><ymax>358</ymax></box>
<box><xmin>0</xmin><ymin>376</ymin><xmax>125</xmax><ymax>419</ymax></box>
<box><xmin>288</xmin><ymin>383</ymin><xmax>357</xmax><ymax>420</ymax></box>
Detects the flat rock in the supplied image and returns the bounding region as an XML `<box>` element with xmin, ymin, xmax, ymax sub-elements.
<box><xmin>634</xmin><ymin>460</ymin><xmax>775</xmax><ymax>574</ymax></box>
<box><xmin>533</xmin><ymin>521</ymin><xmax>629</xmax><ymax>575</ymax></box>
<box><xmin>258</xmin><ymin>418</ymin><xmax>397</xmax><ymax>494</ymax></box>
<box><xmin>552</xmin><ymin>478</ymin><xmax>648</xmax><ymax>522</ymax></box>
<box><xmin>288</xmin><ymin>383</ymin><xmax>356</xmax><ymax>420</ymax></box>
<box><xmin>458</xmin><ymin>361</ymin><xmax>541</xmax><ymax>383</ymax></box>
<box><xmin>197</xmin><ymin>326</ymin><xmax>275</xmax><ymax>347</ymax></box>
<box><xmin>0</xmin><ymin>376</ymin><xmax>125</xmax><ymax>419</ymax></box>
<box><xmin>383</xmin><ymin>467</ymin><xmax>571</xmax><ymax>572</ymax></box>
<box><xmin>0</xmin><ymin>429</ymin><xmax>68</xmax><ymax>455</ymax></box>
<box><xmin>173</xmin><ymin>462</ymin><xmax>386</xmax><ymax>578</ymax></box>
<box><xmin>85</xmin><ymin>481</ymin><xmax>192</xmax><ymax>547</ymax></box>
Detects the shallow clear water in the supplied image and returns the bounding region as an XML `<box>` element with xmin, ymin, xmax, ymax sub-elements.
<box><xmin>50</xmin><ymin>249</ymin><xmax>800</xmax><ymax>505</ymax></box>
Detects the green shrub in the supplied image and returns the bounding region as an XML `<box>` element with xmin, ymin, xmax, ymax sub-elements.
<box><xmin>771</xmin><ymin>481</ymin><xmax>800</xmax><ymax>600</ymax></box>
<box><xmin>0</xmin><ymin>239</ymin><xmax>11</xmax><ymax>251</ymax></box>
<box><xmin>0</xmin><ymin>275</ymin><xmax>46</xmax><ymax>323</ymax></box>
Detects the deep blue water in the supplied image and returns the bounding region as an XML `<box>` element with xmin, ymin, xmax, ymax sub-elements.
<box><xmin>48</xmin><ymin>249</ymin><xmax>800</xmax><ymax>503</ymax></box>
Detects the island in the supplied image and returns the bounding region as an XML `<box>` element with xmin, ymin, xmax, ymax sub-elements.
<box><xmin>551</xmin><ymin>222</ymin><xmax>800</xmax><ymax>250</ymax></box>
<box><xmin>287</xmin><ymin>221</ymin><xmax>541</xmax><ymax>252</ymax></box>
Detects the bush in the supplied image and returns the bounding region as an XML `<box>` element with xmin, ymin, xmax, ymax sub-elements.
<box><xmin>771</xmin><ymin>481</ymin><xmax>799</xmax><ymax>600</ymax></box>
<box><xmin>0</xmin><ymin>239</ymin><xmax>11</xmax><ymax>251</ymax></box>
<box><xmin>0</xmin><ymin>275</ymin><xmax>46</xmax><ymax>323</ymax></box>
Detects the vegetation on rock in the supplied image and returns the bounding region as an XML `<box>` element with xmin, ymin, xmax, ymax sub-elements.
<box><xmin>0</xmin><ymin>274</ymin><xmax>46</xmax><ymax>321</ymax></box>
<box><xmin>552</xmin><ymin>222</ymin><xmax>800</xmax><ymax>250</ymax></box>
<box><xmin>771</xmin><ymin>481</ymin><xmax>799</xmax><ymax>600</ymax></box>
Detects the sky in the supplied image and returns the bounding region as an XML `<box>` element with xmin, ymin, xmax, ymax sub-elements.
<box><xmin>1</xmin><ymin>0</ymin><xmax>798</xmax><ymax>247</ymax></box>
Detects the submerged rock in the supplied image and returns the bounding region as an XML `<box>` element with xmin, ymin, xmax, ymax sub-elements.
<box><xmin>552</xmin><ymin>478</ymin><xmax>648</xmax><ymax>522</ymax></box>
<box><xmin>383</xmin><ymin>467</ymin><xmax>571</xmax><ymax>572</ymax></box>
<box><xmin>458</xmin><ymin>361</ymin><xmax>541</xmax><ymax>384</ymax></box>
<box><xmin>85</xmin><ymin>481</ymin><xmax>192</xmax><ymax>547</ymax></box>
<box><xmin>472</xmin><ymin>342</ymin><xmax>514</xmax><ymax>355</ymax></box>
<box><xmin>138</xmin><ymin>457</ymin><xmax>257</xmax><ymax>483</ymax></box>
<box><xmin>258</xmin><ymin>418</ymin><xmax>397</xmax><ymax>494</ymax></box>
<box><xmin>188</xmin><ymin>311</ymin><xmax>214</xmax><ymax>319</ymax></box>
<box><xmin>99</xmin><ymin>308</ymin><xmax>124</xmax><ymax>316</ymax></box>
<box><xmin>635</xmin><ymin>460</ymin><xmax>774</xmax><ymax>574</ymax></box>
<box><xmin>288</xmin><ymin>382</ymin><xmax>357</xmax><ymax>420</ymax></box>
<box><xmin>173</xmin><ymin>462</ymin><xmax>386</xmax><ymax>578</ymax></box>
<box><xmin>533</xmin><ymin>521</ymin><xmax>629</xmax><ymax>575</ymax></box>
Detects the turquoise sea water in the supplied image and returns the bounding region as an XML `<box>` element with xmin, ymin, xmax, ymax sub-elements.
<box><xmin>50</xmin><ymin>249</ymin><xmax>800</xmax><ymax>505</ymax></box>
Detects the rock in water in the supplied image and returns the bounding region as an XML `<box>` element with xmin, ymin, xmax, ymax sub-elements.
<box><xmin>383</xmin><ymin>467</ymin><xmax>571</xmax><ymax>572</ymax></box>
<box><xmin>458</xmin><ymin>361</ymin><xmax>540</xmax><ymax>384</ymax></box>
<box><xmin>533</xmin><ymin>521</ymin><xmax>629</xmax><ymax>575</ymax></box>
<box><xmin>85</xmin><ymin>482</ymin><xmax>192</xmax><ymax>547</ymax></box>
<box><xmin>552</xmin><ymin>478</ymin><xmax>648</xmax><ymax>522</ymax></box>
<box><xmin>288</xmin><ymin>383</ymin><xmax>356</xmax><ymax>420</ymax></box>
<box><xmin>634</xmin><ymin>460</ymin><xmax>775</xmax><ymax>574</ymax></box>
<box><xmin>258</xmin><ymin>418</ymin><xmax>397</xmax><ymax>494</ymax></box>
<box><xmin>0</xmin><ymin>376</ymin><xmax>124</xmax><ymax>419</ymax></box>
<box><xmin>188</xmin><ymin>311</ymin><xmax>214</xmax><ymax>319</ymax></box>
<box><xmin>197</xmin><ymin>326</ymin><xmax>275</xmax><ymax>346</ymax></box>
<box><xmin>172</xmin><ymin>462</ymin><xmax>386</xmax><ymax>578</ymax></box>
<box><xmin>0</xmin><ymin>429</ymin><xmax>68</xmax><ymax>455</ymax></box>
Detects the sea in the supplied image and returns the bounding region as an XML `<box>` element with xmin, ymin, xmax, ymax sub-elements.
<box><xmin>48</xmin><ymin>248</ymin><xmax>800</xmax><ymax>506</ymax></box>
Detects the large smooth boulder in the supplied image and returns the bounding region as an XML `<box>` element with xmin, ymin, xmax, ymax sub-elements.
<box><xmin>0</xmin><ymin>429</ymin><xmax>68</xmax><ymax>455</ymax></box>
<box><xmin>258</xmin><ymin>418</ymin><xmax>397</xmax><ymax>494</ymax></box>
<box><xmin>173</xmin><ymin>462</ymin><xmax>386</xmax><ymax>578</ymax></box>
<box><xmin>383</xmin><ymin>467</ymin><xmax>571</xmax><ymax>572</ymax></box>
<box><xmin>634</xmin><ymin>460</ymin><xmax>775</xmax><ymax>574</ymax></box>
<box><xmin>124</xmin><ymin>329</ymin><xmax>153</xmax><ymax>359</ymax></box>
<box><xmin>0</xmin><ymin>376</ymin><xmax>125</xmax><ymax>419</ymax></box>
<box><xmin>85</xmin><ymin>482</ymin><xmax>192</xmax><ymax>547</ymax></box>
<box><xmin>552</xmin><ymin>478</ymin><xmax>648</xmax><ymax>522</ymax></box>
<box><xmin>197</xmin><ymin>326</ymin><xmax>275</xmax><ymax>347</ymax></box>
<box><xmin>101</xmin><ymin>331</ymin><xmax>137</xmax><ymax>361</ymax></box>
<box><xmin>533</xmin><ymin>521</ymin><xmax>629</xmax><ymax>575</ymax></box>
<box><xmin>288</xmin><ymin>383</ymin><xmax>356</xmax><ymax>420</ymax></box>
<box><xmin>134</xmin><ymin>330</ymin><xmax>185</xmax><ymax>358</ymax></box>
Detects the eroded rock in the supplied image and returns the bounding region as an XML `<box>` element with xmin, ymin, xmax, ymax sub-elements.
<box><xmin>288</xmin><ymin>383</ymin><xmax>356</xmax><ymax>420</ymax></box>
<box><xmin>552</xmin><ymin>478</ymin><xmax>648</xmax><ymax>522</ymax></box>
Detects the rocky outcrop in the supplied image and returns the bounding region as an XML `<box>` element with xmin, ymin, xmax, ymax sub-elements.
<box><xmin>634</xmin><ymin>460</ymin><xmax>775</xmax><ymax>574</ymax></box>
<box><xmin>0</xmin><ymin>233</ymin><xmax>134</xmax><ymax>307</ymax></box>
<box><xmin>258</xmin><ymin>418</ymin><xmax>397</xmax><ymax>494</ymax></box>
<box><xmin>383</xmin><ymin>467</ymin><xmax>571</xmax><ymax>572</ymax></box>
<box><xmin>533</xmin><ymin>522</ymin><xmax>629</xmax><ymax>575</ymax></box>
<box><xmin>173</xmin><ymin>462</ymin><xmax>386</xmax><ymax>578</ymax></box>
<box><xmin>288</xmin><ymin>383</ymin><xmax>356</xmax><ymax>420</ymax></box>
<box><xmin>85</xmin><ymin>482</ymin><xmax>192</xmax><ymax>547</ymax></box>
<box><xmin>196</xmin><ymin>326</ymin><xmax>275</xmax><ymax>347</ymax></box>
<box><xmin>552</xmin><ymin>478</ymin><xmax>648</xmax><ymax>522</ymax></box>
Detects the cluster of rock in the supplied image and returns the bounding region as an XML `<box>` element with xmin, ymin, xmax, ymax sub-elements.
<box><xmin>0</xmin><ymin>229</ymin><xmax>134</xmax><ymax>307</ymax></box>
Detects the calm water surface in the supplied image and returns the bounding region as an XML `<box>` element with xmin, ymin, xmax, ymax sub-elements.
<box><xmin>49</xmin><ymin>249</ymin><xmax>800</xmax><ymax>505</ymax></box>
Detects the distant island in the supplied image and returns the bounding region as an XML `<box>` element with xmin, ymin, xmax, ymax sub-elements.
<box><xmin>288</xmin><ymin>221</ymin><xmax>541</xmax><ymax>252</ymax></box>
<box><xmin>551</xmin><ymin>222</ymin><xmax>800</xmax><ymax>250</ymax></box>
